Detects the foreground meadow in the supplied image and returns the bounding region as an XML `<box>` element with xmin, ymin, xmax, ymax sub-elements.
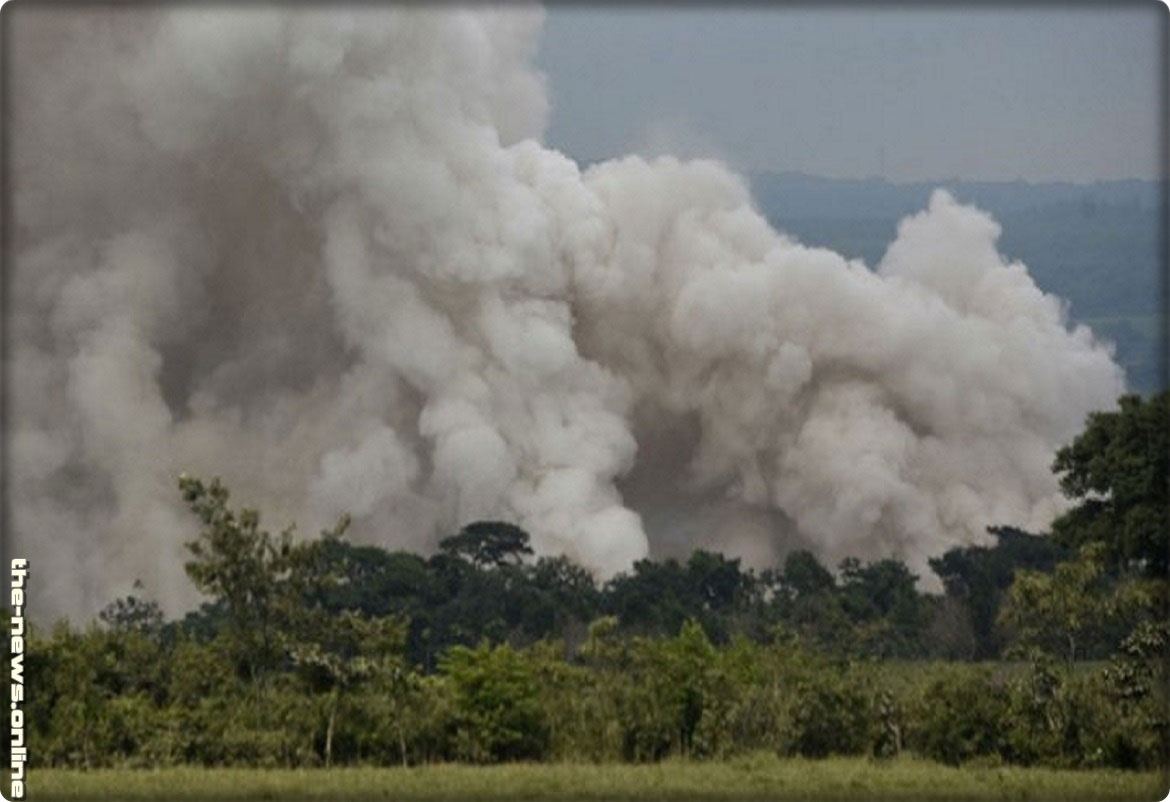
<box><xmin>28</xmin><ymin>756</ymin><xmax>1169</xmax><ymax>801</ymax></box>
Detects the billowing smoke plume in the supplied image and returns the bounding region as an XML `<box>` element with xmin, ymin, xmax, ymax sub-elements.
<box><xmin>8</xmin><ymin>7</ymin><xmax>1124</xmax><ymax>621</ymax></box>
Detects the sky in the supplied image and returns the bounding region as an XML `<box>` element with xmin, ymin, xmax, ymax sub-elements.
<box><xmin>538</xmin><ymin>4</ymin><xmax>1166</xmax><ymax>183</ymax></box>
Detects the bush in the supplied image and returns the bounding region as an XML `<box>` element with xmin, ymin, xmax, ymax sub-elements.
<box><xmin>441</xmin><ymin>643</ymin><xmax>550</xmax><ymax>762</ymax></box>
<box><xmin>908</xmin><ymin>666</ymin><xmax>1009</xmax><ymax>765</ymax></box>
<box><xmin>786</xmin><ymin>673</ymin><xmax>874</xmax><ymax>758</ymax></box>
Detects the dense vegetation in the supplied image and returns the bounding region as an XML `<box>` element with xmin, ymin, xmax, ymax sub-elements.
<box><xmin>19</xmin><ymin>393</ymin><xmax>1169</xmax><ymax>774</ymax></box>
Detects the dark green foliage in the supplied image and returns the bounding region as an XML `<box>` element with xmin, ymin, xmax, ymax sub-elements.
<box><xmin>838</xmin><ymin>558</ymin><xmax>931</xmax><ymax>659</ymax></box>
<box><xmin>524</xmin><ymin>556</ymin><xmax>603</xmax><ymax>642</ymax></box>
<box><xmin>1098</xmin><ymin>619</ymin><xmax>1170</xmax><ymax>769</ymax></box>
<box><xmin>687</xmin><ymin>551</ymin><xmax>753</xmax><ymax>613</ymax></box>
<box><xmin>26</xmin><ymin>613</ymin><xmax>1170</xmax><ymax>771</ymax></box>
<box><xmin>179</xmin><ymin>474</ymin><xmax>300</xmax><ymax>686</ymax></box>
<box><xmin>787</xmin><ymin>674</ymin><xmax>874</xmax><ymax>758</ymax></box>
<box><xmin>908</xmin><ymin>666</ymin><xmax>1009</xmax><ymax>765</ymax></box>
<box><xmin>997</xmin><ymin>543</ymin><xmax>1106</xmax><ymax>666</ymax></box>
<box><xmin>1051</xmin><ymin>392</ymin><xmax>1169</xmax><ymax>575</ymax></box>
<box><xmin>614</xmin><ymin>621</ymin><xmax>723</xmax><ymax>761</ymax></box>
<box><xmin>602</xmin><ymin>553</ymin><xmax>764</xmax><ymax>646</ymax></box>
<box><xmin>765</xmin><ymin>551</ymin><xmax>854</xmax><ymax>654</ymax></box>
<box><xmin>440</xmin><ymin>521</ymin><xmax>534</xmax><ymax>569</ymax></box>
<box><xmin>98</xmin><ymin>582</ymin><xmax>165</xmax><ymax>637</ymax></box>
<box><xmin>780</xmin><ymin>549</ymin><xmax>835</xmax><ymax>597</ymax></box>
<box><xmin>929</xmin><ymin>526</ymin><xmax>1066</xmax><ymax>659</ymax></box>
<box><xmin>604</xmin><ymin>558</ymin><xmax>694</xmax><ymax>638</ymax></box>
<box><xmin>441</xmin><ymin>642</ymin><xmax>549</xmax><ymax>762</ymax></box>
<box><xmin>298</xmin><ymin>541</ymin><xmax>435</xmax><ymax>617</ymax></box>
<box><xmin>171</xmin><ymin>472</ymin><xmax>1154</xmax><ymax>673</ymax></box>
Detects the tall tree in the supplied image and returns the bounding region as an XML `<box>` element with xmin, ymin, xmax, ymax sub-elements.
<box><xmin>439</xmin><ymin>521</ymin><xmax>534</xmax><ymax>570</ymax></box>
<box><xmin>929</xmin><ymin>526</ymin><xmax>1066</xmax><ymax>659</ymax></box>
<box><xmin>441</xmin><ymin>642</ymin><xmax>549</xmax><ymax>762</ymax></box>
<box><xmin>686</xmin><ymin>551</ymin><xmax>751</xmax><ymax>613</ymax></box>
<box><xmin>838</xmin><ymin>557</ymin><xmax>930</xmax><ymax>658</ymax></box>
<box><xmin>605</xmin><ymin>558</ymin><xmax>692</xmax><ymax>637</ymax></box>
<box><xmin>178</xmin><ymin>474</ymin><xmax>350</xmax><ymax>689</ymax></box>
<box><xmin>1051</xmin><ymin>392</ymin><xmax>1168</xmax><ymax>576</ymax></box>
<box><xmin>779</xmin><ymin>550</ymin><xmax>835</xmax><ymax>598</ymax></box>
<box><xmin>287</xmin><ymin>610</ymin><xmax>408</xmax><ymax>767</ymax></box>
<box><xmin>999</xmin><ymin>543</ymin><xmax>1113</xmax><ymax>668</ymax></box>
<box><xmin>179</xmin><ymin>475</ymin><xmax>295</xmax><ymax>689</ymax></box>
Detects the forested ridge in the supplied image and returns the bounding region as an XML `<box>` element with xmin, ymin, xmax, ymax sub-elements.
<box><xmin>18</xmin><ymin>394</ymin><xmax>1169</xmax><ymax>771</ymax></box>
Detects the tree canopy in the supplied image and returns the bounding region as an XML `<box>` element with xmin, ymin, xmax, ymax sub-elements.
<box><xmin>439</xmin><ymin>521</ymin><xmax>535</xmax><ymax>569</ymax></box>
<box><xmin>1050</xmin><ymin>391</ymin><xmax>1169</xmax><ymax>575</ymax></box>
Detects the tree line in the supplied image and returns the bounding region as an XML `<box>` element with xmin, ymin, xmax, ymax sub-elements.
<box><xmin>19</xmin><ymin>392</ymin><xmax>1169</xmax><ymax>771</ymax></box>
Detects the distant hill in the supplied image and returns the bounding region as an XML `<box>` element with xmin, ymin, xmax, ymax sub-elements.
<box><xmin>749</xmin><ymin>172</ymin><xmax>1167</xmax><ymax>395</ymax></box>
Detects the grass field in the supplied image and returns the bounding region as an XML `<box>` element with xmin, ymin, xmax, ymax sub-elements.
<box><xmin>27</xmin><ymin>755</ymin><xmax>1169</xmax><ymax>801</ymax></box>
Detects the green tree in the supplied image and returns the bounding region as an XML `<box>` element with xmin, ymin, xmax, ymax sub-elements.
<box><xmin>779</xmin><ymin>549</ymin><xmax>835</xmax><ymax>597</ymax></box>
<box><xmin>287</xmin><ymin>610</ymin><xmax>408</xmax><ymax>767</ymax></box>
<box><xmin>440</xmin><ymin>642</ymin><xmax>549</xmax><ymax>762</ymax></box>
<box><xmin>289</xmin><ymin>540</ymin><xmax>439</xmax><ymax>670</ymax></box>
<box><xmin>439</xmin><ymin>521</ymin><xmax>534</xmax><ymax>570</ymax></box>
<box><xmin>179</xmin><ymin>473</ymin><xmax>353</xmax><ymax>691</ymax></box>
<box><xmin>1100</xmin><ymin>618</ymin><xmax>1170</xmax><ymax>768</ymax></box>
<box><xmin>98</xmin><ymin>581</ymin><xmax>164</xmax><ymax>638</ymax></box>
<box><xmin>909</xmin><ymin>665</ymin><xmax>1010</xmax><ymax>765</ymax></box>
<box><xmin>838</xmin><ymin>558</ymin><xmax>930</xmax><ymax>658</ymax></box>
<box><xmin>686</xmin><ymin>550</ymin><xmax>751</xmax><ymax>612</ymax></box>
<box><xmin>929</xmin><ymin>526</ymin><xmax>1066</xmax><ymax>659</ymax></box>
<box><xmin>1051</xmin><ymin>391</ymin><xmax>1169</xmax><ymax>575</ymax></box>
<box><xmin>762</xmin><ymin>551</ymin><xmax>855</xmax><ymax>655</ymax></box>
<box><xmin>787</xmin><ymin>671</ymin><xmax>874</xmax><ymax>759</ymax></box>
<box><xmin>999</xmin><ymin>543</ymin><xmax>1113</xmax><ymax>668</ymax></box>
<box><xmin>178</xmin><ymin>475</ymin><xmax>297</xmax><ymax>689</ymax></box>
<box><xmin>27</xmin><ymin>623</ymin><xmax>108</xmax><ymax>768</ymax></box>
<box><xmin>507</xmin><ymin>556</ymin><xmax>601</xmax><ymax>651</ymax></box>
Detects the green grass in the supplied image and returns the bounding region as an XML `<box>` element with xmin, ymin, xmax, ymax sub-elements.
<box><xmin>27</xmin><ymin>755</ymin><xmax>1169</xmax><ymax>801</ymax></box>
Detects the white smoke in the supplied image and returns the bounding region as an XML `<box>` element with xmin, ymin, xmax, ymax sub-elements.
<box><xmin>8</xmin><ymin>6</ymin><xmax>1124</xmax><ymax>621</ymax></box>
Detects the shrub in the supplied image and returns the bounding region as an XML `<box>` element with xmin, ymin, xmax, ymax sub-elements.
<box><xmin>907</xmin><ymin>666</ymin><xmax>1009</xmax><ymax>765</ymax></box>
<box><xmin>441</xmin><ymin>643</ymin><xmax>550</xmax><ymax>762</ymax></box>
<box><xmin>786</xmin><ymin>672</ymin><xmax>874</xmax><ymax>758</ymax></box>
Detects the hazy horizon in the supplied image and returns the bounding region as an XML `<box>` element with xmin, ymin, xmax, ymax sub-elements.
<box><xmin>538</xmin><ymin>5</ymin><xmax>1166</xmax><ymax>184</ymax></box>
